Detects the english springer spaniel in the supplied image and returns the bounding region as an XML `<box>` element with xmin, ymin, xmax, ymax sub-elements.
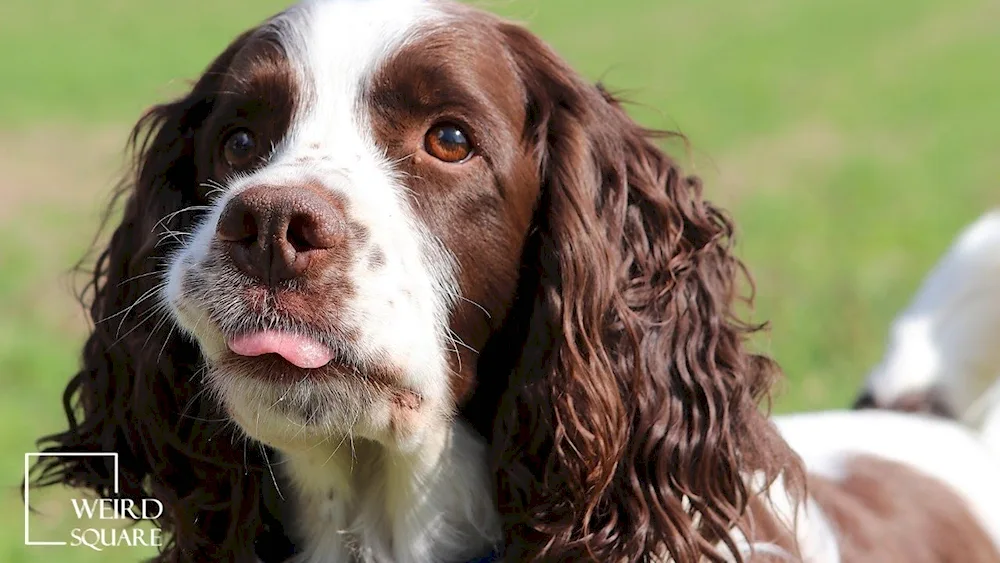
<box><xmin>33</xmin><ymin>1</ymin><xmax>1000</xmax><ymax>561</ymax></box>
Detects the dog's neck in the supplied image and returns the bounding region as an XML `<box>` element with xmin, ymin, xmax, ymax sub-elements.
<box><xmin>280</xmin><ymin>422</ymin><xmax>500</xmax><ymax>563</ymax></box>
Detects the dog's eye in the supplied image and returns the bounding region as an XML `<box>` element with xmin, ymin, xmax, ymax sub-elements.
<box><xmin>222</xmin><ymin>129</ymin><xmax>259</xmax><ymax>169</ymax></box>
<box><xmin>424</xmin><ymin>123</ymin><xmax>473</xmax><ymax>163</ymax></box>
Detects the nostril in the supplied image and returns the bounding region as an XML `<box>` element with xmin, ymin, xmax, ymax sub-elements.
<box><xmin>286</xmin><ymin>212</ymin><xmax>339</xmax><ymax>252</ymax></box>
<box><xmin>218</xmin><ymin>203</ymin><xmax>261</xmax><ymax>246</ymax></box>
<box><xmin>286</xmin><ymin>214</ymin><xmax>316</xmax><ymax>253</ymax></box>
<box><xmin>233</xmin><ymin>211</ymin><xmax>260</xmax><ymax>246</ymax></box>
<box><xmin>240</xmin><ymin>212</ymin><xmax>259</xmax><ymax>243</ymax></box>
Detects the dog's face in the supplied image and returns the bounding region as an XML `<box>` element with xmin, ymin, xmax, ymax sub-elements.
<box><xmin>42</xmin><ymin>2</ymin><xmax>794</xmax><ymax>559</ymax></box>
<box><xmin>164</xmin><ymin>0</ymin><xmax>539</xmax><ymax>451</ymax></box>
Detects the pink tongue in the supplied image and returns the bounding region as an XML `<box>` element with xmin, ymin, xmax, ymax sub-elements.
<box><xmin>228</xmin><ymin>331</ymin><xmax>335</xmax><ymax>369</ymax></box>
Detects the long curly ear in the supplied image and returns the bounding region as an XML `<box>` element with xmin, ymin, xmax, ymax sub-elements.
<box><xmin>490</xmin><ymin>24</ymin><xmax>800</xmax><ymax>562</ymax></box>
<box><xmin>31</xmin><ymin>30</ymin><xmax>290</xmax><ymax>562</ymax></box>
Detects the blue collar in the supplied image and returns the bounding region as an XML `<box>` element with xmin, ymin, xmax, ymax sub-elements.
<box><xmin>464</xmin><ymin>546</ymin><xmax>503</xmax><ymax>563</ymax></box>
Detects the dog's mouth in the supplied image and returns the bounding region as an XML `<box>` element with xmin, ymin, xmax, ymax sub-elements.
<box><xmin>202</xmin><ymin>323</ymin><xmax>431</xmax><ymax>443</ymax></box>
<box><xmin>228</xmin><ymin>330</ymin><xmax>336</xmax><ymax>369</ymax></box>
<box><xmin>215</xmin><ymin>327</ymin><xmax>362</xmax><ymax>383</ymax></box>
<box><xmin>215</xmin><ymin>326</ymin><xmax>409</xmax><ymax>392</ymax></box>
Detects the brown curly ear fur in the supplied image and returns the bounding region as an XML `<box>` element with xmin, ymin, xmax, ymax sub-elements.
<box><xmin>30</xmin><ymin>29</ymin><xmax>293</xmax><ymax>563</ymax></box>
<box><xmin>482</xmin><ymin>24</ymin><xmax>801</xmax><ymax>562</ymax></box>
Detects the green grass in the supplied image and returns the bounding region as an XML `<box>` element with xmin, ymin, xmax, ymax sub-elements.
<box><xmin>2</xmin><ymin>0</ymin><xmax>999</xmax><ymax>560</ymax></box>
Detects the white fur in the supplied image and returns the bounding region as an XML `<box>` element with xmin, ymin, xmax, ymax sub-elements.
<box><xmin>283</xmin><ymin>422</ymin><xmax>498</xmax><ymax>563</ymax></box>
<box><xmin>860</xmin><ymin>210</ymin><xmax>1000</xmax><ymax>427</ymax></box>
<box><xmin>773</xmin><ymin>410</ymin><xmax>1000</xmax><ymax>560</ymax></box>
<box><xmin>163</xmin><ymin>1</ymin><xmax>500</xmax><ymax>561</ymax></box>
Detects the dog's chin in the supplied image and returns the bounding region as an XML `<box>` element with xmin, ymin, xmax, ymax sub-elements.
<box><xmin>208</xmin><ymin>357</ymin><xmax>439</xmax><ymax>453</ymax></box>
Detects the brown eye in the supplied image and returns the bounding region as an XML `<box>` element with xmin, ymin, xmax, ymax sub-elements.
<box><xmin>424</xmin><ymin>123</ymin><xmax>473</xmax><ymax>163</ymax></box>
<box><xmin>222</xmin><ymin>128</ymin><xmax>258</xmax><ymax>169</ymax></box>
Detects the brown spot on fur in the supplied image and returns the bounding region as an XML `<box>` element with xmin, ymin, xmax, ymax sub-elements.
<box><xmin>347</xmin><ymin>221</ymin><xmax>370</xmax><ymax>246</ymax></box>
<box><xmin>808</xmin><ymin>454</ymin><xmax>1000</xmax><ymax>562</ymax></box>
<box><xmin>368</xmin><ymin>247</ymin><xmax>386</xmax><ymax>270</ymax></box>
<box><xmin>391</xmin><ymin>390</ymin><xmax>422</xmax><ymax>411</ymax></box>
<box><xmin>388</xmin><ymin>389</ymin><xmax>425</xmax><ymax>440</ymax></box>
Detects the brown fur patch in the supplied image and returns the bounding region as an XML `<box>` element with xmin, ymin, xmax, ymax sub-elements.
<box><xmin>808</xmin><ymin>454</ymin><xmax>1000</xmax><ymax>562</ymax></box>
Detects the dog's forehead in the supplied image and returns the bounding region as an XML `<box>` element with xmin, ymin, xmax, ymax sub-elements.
<box><xmin>261</xmin><ymin>0</ymin><xmax>516</xmax><ymax>101</ymax></box>
<box><xmin>270</xmin><ymin>0</ymin><xmax>441</xmax><ymax>94</ymax></box>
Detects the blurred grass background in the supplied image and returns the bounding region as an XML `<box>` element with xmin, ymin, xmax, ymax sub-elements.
<box><xmin>1</xmin><ymin>0</ymin><xmax>998</xmax><ymax>560</ymax></box>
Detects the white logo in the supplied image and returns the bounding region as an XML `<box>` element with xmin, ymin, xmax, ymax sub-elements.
<box><xmin>24</xmin><ymin>452</ymin><xmax>165</xmax><ymax>552</ymax></box>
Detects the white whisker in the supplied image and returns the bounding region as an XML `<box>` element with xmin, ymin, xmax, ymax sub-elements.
<box><xmin>457</xmin><ymin>295</ymin><xmax>491</xmax><ymax>319</ymax></box>
<box><xmin>260</xmin><ymin>444</ymin><xmax>285</xmax><ymax>501</ymax></box>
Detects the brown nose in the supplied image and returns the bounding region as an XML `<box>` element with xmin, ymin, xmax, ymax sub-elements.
<box><xmin>216</xmin><ymin>184</ymin><xmax>343</xmax><ymax>285</ymax></box>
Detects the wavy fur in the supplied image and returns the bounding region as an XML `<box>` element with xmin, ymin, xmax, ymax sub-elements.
<box><xmin>466</xmin><ymin>24</ymin><xmax>800</xmax><ymax>562</ymax></box>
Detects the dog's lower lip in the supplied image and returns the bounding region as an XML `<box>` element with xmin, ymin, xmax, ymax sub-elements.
<box><xmin>227</xmin><ymin>330</ymin><xmax>335</xmax><ymax>369</ymax></box>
